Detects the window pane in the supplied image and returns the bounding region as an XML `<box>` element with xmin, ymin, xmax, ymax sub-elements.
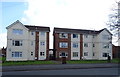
<box><xmin>15</xmin><ymin>41</ymin><xmax>20</xmax><ymax>46</ymax></box>
<box><xmin>103</xmin><ymin>53</ymin><xmax>108</xmax><ymax>57</ymax></box>
<box><xmin>31</xmin><ymin>32</ymin><xmax>34</xmax><ymax>35</ymax></box>
<box><xmin>59</xmin><ymin>42</ymin><xmax>68</xmax><ymax>48</ymax></box>
<box><xmin>31</xmin><ymin>52</ymin><xmax>33</xmax><ymax>56</ymax></box>
<box><xmin>13</xmin><ymin>29</ymin><xmax>23</xmax><ymax>35</ymax></box>
<box><xmin>41</xmin><ymin>32</ymin><xmax>45</xmax><ymax>36</ymax></box>
<box><xmin>12</xmin><ymin>52</ymin><xmax>22</xmax><ymax>57</ymax></box>
<box><xmin>73</xmin><ymin>34</ymin><xmax>78</xmax><ymax>38</ymax></box>
<box><xmin>12</xmin><ymin>40</ymin><xmax>14</xmax><ymax>46</ymax></box>
<box><xmin>12</xmin><ymin>52</ymin><xmax>14</xmax><ymax>57</ymax></box>
<box><xmin>20</xmin><ymin>52</ymin><xmax>22</xmax><ymax>57</ymax></box>
<box><xmin>73</xmin><ymin>43</ymin><xmax>78</xmax><ymax>48</ymax></box>
<box><xmin>31</xmin><ymin>41</ymin><xmax>33</xmax><ymax>46</ymax></box>
<box><xmin>40</xmin><ymin>52</ymin><xmax>45</xmax><ymax>56</ymax></box>
<box><xmin>93</xmin><ymin>44</ymin><xmax>95</xmax><ymax>47</ymax></box>
<box><xmin>84</xmin><ymin>52</ymin><xmax>88</xmax><ymax>56</ymax></box>
<box><xmin>40</xmin><ymin>52</ymin><xmax>42</xmax><ymax>56</ymax></box>
<box><xmin>73</xmin><ymin>52</ymin><xmax>78</xmax><ymax>57</ymax></box>
<box><xmin>62</xmin><ymin>52</ymin><xmax>65</xmax><ymax>56</ymax></box>
<box><xmin>59</xmin><ymin>33</ymin><xmax>68</xmax><ymax>38</ymax></box>
<box><xmin>102</xmin><ymin>35</ymin><xmax>109</xmax><ymax>40</ymax></box>
<box><xmin>12</xmin><ymin>40</ymin><xmax>23</xmax><ymax>46</ymax></box>
<box><xmin>84</xmin><ymin>43</ymin><xmax>88</xmax><ymax>47</ymax></box>
<box><xmin>84</xmin><ymin>35</ymin><xmax>88</xmax><ymax>38</ymax></box>
<box><xmin>59</xmin><ymin>52</ymin><xmax>68</xmax><ymax>57</ymax></box>
<box><xmin>40</xmin><ymin>42</ymin><xmax>45</xmax><ymax>45</ymax></box>
<box><xmin>103</xmin><ymin>43</ymin><xmax>109</xmax><ymax>48</ymax></box>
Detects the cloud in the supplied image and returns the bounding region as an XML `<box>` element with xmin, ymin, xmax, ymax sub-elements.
<box><xmin>0</xmin><ymin>33</ymin><xmax>7</xmax><ymax>48</ymax></box>
<box><xmin>21</xmin><ymin>0</ymin><xmax>118</xmax><ymax>47</ymax></box>
<box><xmin>21</xmin><ymin>0</ymin><xmax>115</xmax><ymax>29</ymax></box>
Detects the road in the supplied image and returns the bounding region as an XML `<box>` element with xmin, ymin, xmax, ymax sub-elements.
<box><xmin>2</xmin><ymin>67</ymin><xmax>119</xmax><ymax>75</ymax></box>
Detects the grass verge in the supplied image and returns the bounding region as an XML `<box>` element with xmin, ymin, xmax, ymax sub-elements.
<box><xmin>1</xmin><ymin>57</ymin><xmax>120</xmax><ymax>66</ymax></box>
<box><xmin>67</xmin><ymin>58</ymin><xmax>120</xmax><ymax>64</ymax></box>
<box><xmin>2</xmin><ymin>61</ymin><xmax>57</xmax><ymax>66</ymax></box>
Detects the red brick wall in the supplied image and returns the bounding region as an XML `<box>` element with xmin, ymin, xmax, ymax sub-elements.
<box><xmin>53</xmin><ymin>33</ymin><xmax>71</xmax><ymax>60</ymax></box>
<box><xmin>35</xmin><ymin>32</ymin><xmax>39</xmax><ymax>60</ymax></box>
<box><xmin>46</xmin><ymin>32</ymin><xmax>49</xmax><ymax>60</ymax></box>
<box><xmin>80</xmin><ymin>34</ymin><xmax>83</xmax><ymax>59</ymax></box>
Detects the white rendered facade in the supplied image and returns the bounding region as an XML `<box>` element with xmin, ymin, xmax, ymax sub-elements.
<box><xmin>6</xmin><ymin>20</ymin><xmax>49</xmax><ymax>61</ymax></box>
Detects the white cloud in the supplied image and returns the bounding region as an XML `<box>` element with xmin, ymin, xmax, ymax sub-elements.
<box><xmin>22</xmin><ymin>0</ymin><xmax>115</xmax><ymax>29</ymax></box>
<box><xmin>21</xmin><ymin>0</ymin><xmax>118</xmax><ymax>48</ymax></box>
<box><xmin>0</xmin><ymin>33</ymin><xmax>7</xmax><ymax>48</ymax></box>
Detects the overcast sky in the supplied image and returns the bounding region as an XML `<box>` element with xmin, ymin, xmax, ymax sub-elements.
<box><xmin>0</xmin><ymin>0</ymin><xmax>119</xmax><ymax>48</ymax></box>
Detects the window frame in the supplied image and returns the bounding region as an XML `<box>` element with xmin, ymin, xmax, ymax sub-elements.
<box><xmin>59</xmin><ymin>33</ymin><xmax>68</xmax><ymax>38</ymax></box>
<box><xmin>84</xmin><ymin>35</ymin><xmax>88</xmax><ymax>38</ymax></box>
<box><xmin>31</xmin><ymin>52</ymin><xmax>33</xmax><ymax>56</ymax></box>
<box><xmin>12</xmin><ymin>52</ymin><xmax>22</xmax><ymax>57</ymax></box>
<box><xmin>103</xmin><ymin>43</ymin><xmax>109</xmax><ymax>48</ymax></box>
<box><xmin>102</xmin><ymin>35</ymin><xmax>109</xmax><ymax>40</ymax></box>
<box><xmin>59</xmin><ymin>42</ymin><xmax>68</xmax><ymax>48</ymax></box>
<box><xmin>13</xmin><ymin>29</ymin><xmax>23</xmax><ymax>35</ymax></box>
<box><xmin>40</xmin><ymin>42</ymin><xmax>45</xmax><ymax>46</ymax></box>
<box><xmin>93</xmin><ymin>43</ymin><xmax>95</xmax><ymax>47</ymax></box>
<box><xmin>73</xmin><ymin>52</ymin><xmax>78</xmax><ymax>57</ymax></box>
<box><xmin>40</xmin><ymin>52</ymin><xmax>45</xmax><ymax>56</ymax></box>
<box><xmin>102</xmin><ymin>53</ymin><xmax>108</xmax><ymax>57</ymax></box>
<box><xmin>84</xmin><ymin>43</ymin><xmax>88</xmax><ymax>47</ymax></box>
<box><xmin>84</xmin><ymin>52</ymin><xmax>88</xmax><ymax>56</ymax></box>
<box><xmin>41</xmin><ymin>32</ymin><xmax>45</xmax><ymax>36</ymax></box>
<box><xmin>59</xmin><ymin>52</ymin><xmax>68</xmax><ymax>57</ymax></box>
<box><xmin>12</xmin><ymin>40</ymin><xmax>23</xmax><ymax>46</ymax></box>
<box><xmin>31</xmin><ymin>41</ymin><xmax>34</xmax><ymax>46</ymax></box>
<box><xmin>31</xmin><ymin>31</ymin><xmax>34</xmax><ymax>35</ymax></box>
<box><xmin>73</xmin><ymin>34</ymin><xmax>78</xmax><ymax>38</ymax></box>
<box><xmin>73</xmin><ymin>43</ymin><xmax>78</xmax><ymax>48</ymax></box>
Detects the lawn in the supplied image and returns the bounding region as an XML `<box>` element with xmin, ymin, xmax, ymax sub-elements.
<box><xmin>67</xmin><ymin>58</ymin><xmax>120</xmax><ymax>64</ymax></box>
<box><xmin>2</xmin><ymin>61</ymin><xmax>57</xmax><ymax>66</ymax></box>
<box><xmin>1</xmin><ymin>57</ymin><xmax>58</xmax><ymax>66</ymax></box>
<box><xmin>1</xmin><ymin>57</ymin><xmax>120</xmax><ymax>66</ymax></box>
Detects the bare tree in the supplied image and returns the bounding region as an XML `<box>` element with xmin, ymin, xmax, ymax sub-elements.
<box><xmin>107</xmin><ymin>1</ymin><xmax>120</xmax><ymax>42</ymax></box>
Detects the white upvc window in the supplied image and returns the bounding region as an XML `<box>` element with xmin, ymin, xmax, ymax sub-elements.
<box><xmin>103</xmin><ymin>43</ymin><xmax>109</xmax><ymax>48</ymax></box>
<box><xmin>12</xmin><ymin>40</ymin><xmax>23</xmax><ymax>46</ymax></box>
<box><xmin>102</xmin><ymin>35</ymin><xmax>109</xmax><ymax>40</ymax></box>
<box><xmin>59</xmin><ymin>42</ymin><xmax>68</xmax><ymax>48</ymax></box>
<box><xmin>31</xmin><ymin>52</ymin><xmax>33</xmax><ymax>56</ymax></box>
<box><xmin>84</xmin><ymin>35</ymin><xmax>88</xmax><ymax>38</ymax></box>
<box><xmin>12</xmin><ymin>52</ymin><xmax>22</xmax><ymax>57</ymax></box>
<box><xmin>40</xmin><ymin>42</ymin><xmax>45</xmax><ymax>46</ymax></box>
<box><xmin>40</xmin><ymin>52</ymin><xmax>45</xmax><ymax>56</ymax></box>
<box><xmin>84</xmin><ymin>52</ymin><xmax>88</xmax><ymax>56</ymax></box>
<box><xmin>102</xmin><ymin>53</ymin><xmax>108</xmax><ymax>57</ymax></box>
<box><xmin>73</xmin><ymin>43</ymin><xmax>78</xmax><ymax>48</ymax></box>
<box><xmin>41</xmin><ymin>32</ymin><xmax>45</xmax><ymax>36</ymax></box>
<box><xmin>59</xmin><ymin>52</ymin><xmax>68</xmax><ymax>57</ymax></box>
<box><xmin>31</xmin><ymin>31</ymin><xmax>34</xmax><ymax>35</ymax></box>
<box><xmin>31</xmin><ymin>41</ymin><xmax>34</xmax><ymax>46</ymax></box>
<box><xmin>73</xmin><ymin>52</ymin><xmax>78</xmax><ymax>57</ymax></box>
<box><xmin>13</xmin><ymin>29</ymin><xmax>23</xmax><ymax>35</ymax></box>
<box><xmin>73</xmin><ymin>34</ymin><xmax>78</xmax><ymax>38</ymax></box>
<box><xmin>93</xmin><ymin>52</ymin><xmax>95</xmax><ymax>56</ymax></box>
<box><xmin>59</xmin><ymin>33</ymin><xmax>68</xmax><ymax>38</ymax></box>
<box><xmin>93</xmin><ymin>43</ymin><xmax>95</xmax><ymax>47</ymax></box>
<box><xmin>84</xmin><ymin>43</ymin><xmax>88</xmax><ymax>47</ymax></box>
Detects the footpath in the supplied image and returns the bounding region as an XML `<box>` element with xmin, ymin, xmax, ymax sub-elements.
<box><xmin>2</xmin><ymin>63</ymin><xmax>119</xmax><ymax>72</ymax></box>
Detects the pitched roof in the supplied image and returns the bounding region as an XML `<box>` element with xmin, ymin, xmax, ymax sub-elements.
<box><xmin>25</xmin><ymin>25</ymin><xmax>50</xmax><ymax>32</ymax></box>
<box><xmin>54</xmin><ymin>27</ymin><xmax>103</xmax><ymax>34</ymax></box>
